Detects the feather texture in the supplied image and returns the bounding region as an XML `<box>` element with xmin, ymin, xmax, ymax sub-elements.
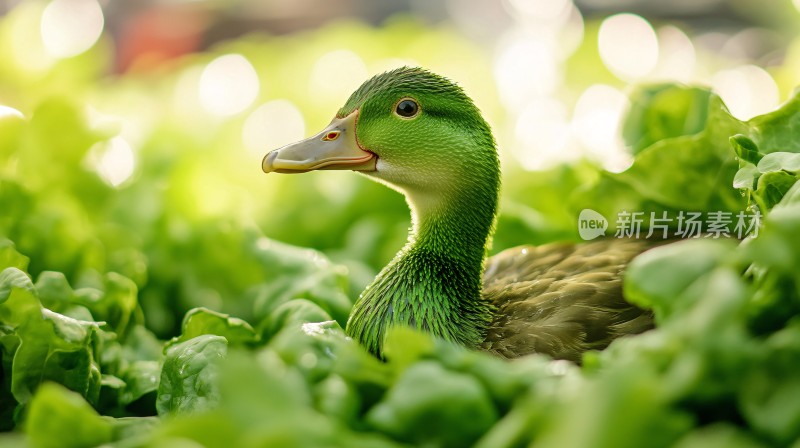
<box><xmin>481</xmin><ymin>238</ymin><xmax>661</xmax><ymax>361</ymax></box>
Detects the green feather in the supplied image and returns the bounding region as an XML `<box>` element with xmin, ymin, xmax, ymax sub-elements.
<box><xmin>340</xmin><ymin>67</ymin><xmax>500</xmax><ymax>357</ymax></box>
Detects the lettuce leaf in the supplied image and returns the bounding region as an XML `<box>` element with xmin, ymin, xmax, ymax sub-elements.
<box><xmin>26</xmin><ymin>383</ymin><xmax>112</xmax><ymax>448</ymax></box>
<box><xmin>156</xmin><ymin>335</ymin><xmax>227</xmax><ymax>416</ymax></box>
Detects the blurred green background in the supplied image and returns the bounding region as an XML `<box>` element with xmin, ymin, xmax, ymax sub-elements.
<box><xmin>1</xmin><ymin>0</ymin><xmax>799</xmax><ymax>337</ymax></box>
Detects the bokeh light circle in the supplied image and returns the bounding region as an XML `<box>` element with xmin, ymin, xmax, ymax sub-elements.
<box><xmin>571</xmin><ymin>84</ymin><xmax>631</xmax><ymax>172</ymax></box>
<box><xmin>712</xmin><ymin>65</ymin><xmax>780</xmax><ymax>120</ymax></box>
<box><xmin>96</xmin><ymin>137</ymin><xmax>136</xmax><ymax>187</ymax></box>
<box><xmin>598</xmin><ymin>13</ymin><xmax>659</xmax><ymax>80</ymax></box>
<box><xmin>40</xmin><ymin>0</ymin><xmax>104</xmax><ymax>58</ymax></box>
<box><xmin>243</xmin><ymin>100</ymin><xmax>306</xmax><ymax>155</ymax></box>
<box><xmin>0</xmin><ymin>105</ymin><xmax>24</xmax><ymax>120</ymax></box>
<box><xmin>199</xmin><ymin>54</ymin><xmax>260</xmax><ymax>117</ymax></box>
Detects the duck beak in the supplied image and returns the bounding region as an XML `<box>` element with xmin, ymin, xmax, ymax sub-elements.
<box><xmin>262</xmin><ymin>111</ymin><xmax>376</xmax><ymax>174</ymax></box>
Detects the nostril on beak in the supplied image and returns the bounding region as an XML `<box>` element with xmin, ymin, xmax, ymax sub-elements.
<box><xmin>322</xmin><ymin>131</ymin><xmax>340</xmax><ymax>141</ymax></box>
<box><xmin>262</xmin><ymin>150</ymin><xmax>278</xmax><ymax>173</ymax></box>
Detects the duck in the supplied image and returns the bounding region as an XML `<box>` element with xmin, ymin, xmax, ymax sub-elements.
<box><xmin>262</xmin><ymin>67</ymin><xmax>658</xmax><ymax>362</ymax></box>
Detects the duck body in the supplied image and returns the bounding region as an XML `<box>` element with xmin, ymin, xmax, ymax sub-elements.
<box><xmin>482</xmin><ymin>239</ymin><xmax>656</xmax><ymax>361</ymax></box>
<box><xmin>262</xmin><ymin>67</ymin><xmax>655</xmax><ymax>361</ymax></box>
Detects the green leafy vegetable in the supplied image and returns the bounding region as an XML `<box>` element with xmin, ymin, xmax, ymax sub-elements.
<box><xmin>623</xmin><ymin>84</ymin><xmax>712</xmax><ymax>154</ymax></box>
<box><xmin>366</xmin><ymin>361</ymin><xmax>499</xmax><ymax>447</ymax></box>
<box><xmin>0</xmin><ymin>241</ymin><xmax>28</xmax><ymax>272</ymax></box>
<box><xmin>0</xmin><ymin>283</ymin><xmax>102</xmax><ymax>407</ymax></box>
<box><xmin>0</xmin><ymin>268</ymin><xmax>34</xmax><ymax>304</ymax></box>
<box><xmin>156</xmin><ymin>335</ymin><xmax>227</xmax><ymax>416</ymax></box>
<box><xmin>25</xmin><ymin>383</ymin><xmax>112</xmax><ymax>448</ymax></box>
<box><xmin>757</xmin><ymin>152</ymin><xmax>800</xmax><ymax>173</ymax></box>
<box><xmin>731</xmin><ymin>134</ymin><xmax>764</xmax><ymax>164</ymax></box>
<box><xmin>168</xmin><ymin>307</ymin><xmax>258</xmax><ymax>348</ymax></box>
<box><xmin>0</xmin><ymin>8</ymin><xmax>799</xmax><ymax>447</ymax></box>
<box><xmin>624</xmin><ymin>239</ymin><xmax>739</xmax><ymax>321</ymax></box>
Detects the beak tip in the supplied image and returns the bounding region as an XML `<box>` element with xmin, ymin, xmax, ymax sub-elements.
<box><xmin>262</xmin><ymin>150</ymin><xmax>278</xmax><ymax>173</ymax></box>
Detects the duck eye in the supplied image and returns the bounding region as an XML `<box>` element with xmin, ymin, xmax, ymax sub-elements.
<box><xmin>395</xmin><ymin>99</ymin><xmax>419</xmax><ymax>118</ymax></box>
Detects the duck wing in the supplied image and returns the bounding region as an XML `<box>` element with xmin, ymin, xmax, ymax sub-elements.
<box><xmin>480</xmin><ymin>238</ymin><xmax>662</xmax><ymax>362</ymax></box>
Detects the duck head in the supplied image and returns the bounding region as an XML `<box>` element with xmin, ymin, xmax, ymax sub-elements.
<box><xmin>262</xmin><ymin>67</ymin><xmax>500</xmax><ymax>357</ymax></box>
<box><xmin>262</xmin><ymin>67</ymin><xmax>499</xmax><ymax>212</ymax></box>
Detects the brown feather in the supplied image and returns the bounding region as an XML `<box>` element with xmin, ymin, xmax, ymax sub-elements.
<box><xmin>480</xmin><ymin>238</ymin><xmax>666</xmax><ymax>362</ymax></box>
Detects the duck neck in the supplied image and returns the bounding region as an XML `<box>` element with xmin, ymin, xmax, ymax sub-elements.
<box><xmin>406</xmin><ymin>184</ymin><xmax>495</xmax><ymax>268</ymax></box>
<box><xmin>346</xmin><ymin>174</ymin><xmax>499</xmax><ymax>357</ymax></box>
